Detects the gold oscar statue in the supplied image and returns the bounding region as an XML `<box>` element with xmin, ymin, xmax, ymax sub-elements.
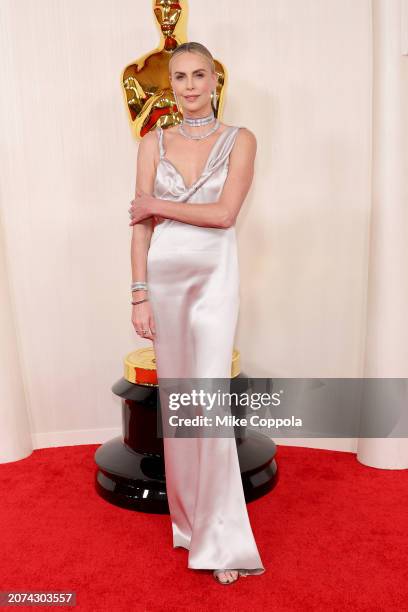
<box><xmin>121</xmin><ymin>0</ymin><xmax>227</xmax><ymax>139</ymax></box>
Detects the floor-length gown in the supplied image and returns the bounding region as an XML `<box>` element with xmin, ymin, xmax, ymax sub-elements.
<box><xmin>146</xmin><ymin>124</ymin><xmax>265</xmax><ymax>575</ymax></box>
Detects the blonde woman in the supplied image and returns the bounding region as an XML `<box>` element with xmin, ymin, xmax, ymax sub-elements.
<box><xmin>129</xmin><ymin>42</ymin><xmax>265</xmax><ymax>585</ymax></box>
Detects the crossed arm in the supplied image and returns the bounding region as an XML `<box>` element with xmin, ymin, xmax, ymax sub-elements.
<box><xmin>130</xmin><ymin>127</ymin><xmax>257</xmax><ymax>229</ymax></box>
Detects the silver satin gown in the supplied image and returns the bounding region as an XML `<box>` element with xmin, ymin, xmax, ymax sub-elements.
<box><xmin>146</xmin><ymin>125</ymin><xmax>265</xmax><ymax>576</ymax></box>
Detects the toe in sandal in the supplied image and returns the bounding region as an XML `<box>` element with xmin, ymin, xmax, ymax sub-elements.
<box><xmin>213</xmin><ymin>569</ymin><xmax>240</xmax><ymax>585</ymax></box>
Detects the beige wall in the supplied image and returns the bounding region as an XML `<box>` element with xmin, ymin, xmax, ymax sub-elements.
<box><xmin>0</xmin><ymin>1</ymin><xmax>404</xmax><ymax>459</ymax></box>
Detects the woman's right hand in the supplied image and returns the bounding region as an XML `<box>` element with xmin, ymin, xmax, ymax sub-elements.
<box><xmin>132</xmin><ymin>301</ymin><xmax>156</xmax><ymax>341</ymax></box>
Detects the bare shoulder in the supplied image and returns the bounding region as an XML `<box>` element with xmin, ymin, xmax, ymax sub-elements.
<box><xmin>139</xmin><ymin>129</ymin><xmax>158</xmax><ymax>150</ymax></box>
<box><xmin>235</xmin><ymin>126</ymin><xmax>257</xmax><ymax>147</ymax></box>
<box><xmin>231</xmin><ymin>126</ymin><xmax>257</xmax><ymax>161</ymax></box>
<box><xmin>138</xmin><ymin>129</ymin><xmax>160</xmax><ymax>166</ymax></box>
<box><xmin>161</xmin><ymin>124</ymin><xmax>178</xmax><ymax>139</ymax></box>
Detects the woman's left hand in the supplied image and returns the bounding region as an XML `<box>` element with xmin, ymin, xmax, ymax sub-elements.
<box><xmin>128</xmin><ymin>190</ymin><xmax>156</xmax><ymax>226</ymax></box>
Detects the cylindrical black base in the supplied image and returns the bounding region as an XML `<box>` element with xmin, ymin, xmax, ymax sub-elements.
<box><xmin>94</xmin><ymin>374</ymin><xmax>278</xmax><ymax>513</ymax></box>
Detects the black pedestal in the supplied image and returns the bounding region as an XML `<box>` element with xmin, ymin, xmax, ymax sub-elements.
<box><xmin>95</xmin><ymin>374</ymin><xmax>278</xmax><ymax>513</ymax></box>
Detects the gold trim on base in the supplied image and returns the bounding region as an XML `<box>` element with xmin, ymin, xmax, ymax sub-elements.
<box><xmin>123</xmin><ymin>347</ymin><xmax>241</xmax><ymax>386</ymax></box>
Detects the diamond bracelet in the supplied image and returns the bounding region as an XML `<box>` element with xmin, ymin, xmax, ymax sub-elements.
<box><xmin>131</xmin><ymin>281</ymin><xmax>148</xmax><ymax>292</ymax></box>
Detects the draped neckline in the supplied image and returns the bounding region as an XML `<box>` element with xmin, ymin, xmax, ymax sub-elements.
<box><xmin>159</xmin><ymin>125</ymin><xmax>234</xmax><ymax>191</ymax></box>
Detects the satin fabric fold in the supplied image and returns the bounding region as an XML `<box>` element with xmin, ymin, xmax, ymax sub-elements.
<box><xmin>146</xmin><ymin>125</ymin><xmax>265</xmax><ymax>575</ymax></box>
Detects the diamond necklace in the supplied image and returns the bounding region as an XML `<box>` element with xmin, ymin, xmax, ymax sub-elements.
<box><xmin>178</xmin><ymin>118</ymin><xmax>220</xmax><ymax>140</ymax></box>
<box><xmin>183</xmin><ymin>111</ymin><xmax>215</xmax><ymax>126</ymax></box>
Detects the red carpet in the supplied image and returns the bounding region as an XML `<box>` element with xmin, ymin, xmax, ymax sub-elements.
<box><xmin>1</xmin><ymin>444</ymin><xmax>407</xmax><ymax>611</ymax></box>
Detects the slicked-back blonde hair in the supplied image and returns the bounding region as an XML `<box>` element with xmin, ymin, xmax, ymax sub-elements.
<box><xmin>169</xmin><ymin>42</ymin><xmax>216</xmax><ymax>76</ymax></box>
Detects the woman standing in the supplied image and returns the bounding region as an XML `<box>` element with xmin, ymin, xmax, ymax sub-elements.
<box><xmin>129</xmin><ymin>42</ymin><xmax>265</xmax><ymax>585</ymax></box>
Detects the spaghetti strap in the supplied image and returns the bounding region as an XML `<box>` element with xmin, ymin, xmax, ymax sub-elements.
<box><xmin>216</xmin><ymin>126</ymin><xmax>241</xmax><ymax>161</ymax></box>
<box><xmin>156</xmin><ymin>126</ymin><xmax>165</xmax><ymax>159</ymax></box>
